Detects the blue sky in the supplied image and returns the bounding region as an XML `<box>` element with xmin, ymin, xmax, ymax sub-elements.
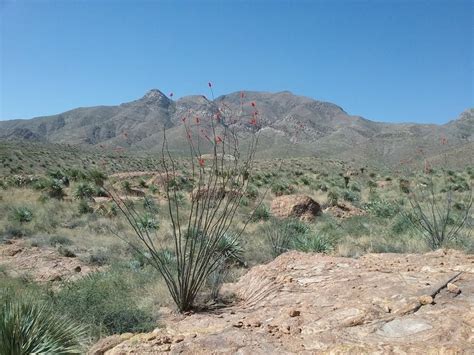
<box><xmin>0</xmin><ymin>0</ymin><xmax>472</xmax><ymax>123</ymax></box>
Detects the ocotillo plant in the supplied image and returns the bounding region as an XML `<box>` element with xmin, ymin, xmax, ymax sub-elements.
<box><xmin>112</xmin><ymin>84</ymin><xmax>262</xmax><ymax>312</ymax></box>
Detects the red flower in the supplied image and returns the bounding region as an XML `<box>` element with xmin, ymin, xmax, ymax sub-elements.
<box><xmin>195</xmin><ymin>117</ymin><xmax>200</xmax><ymax>124</ymax></box>
<box><xmin>249</xmin><ymin>118</ymin><xmax>257</xmax><ymax>125</ymax></box>
<box><xmin>215</xmin><ymin>112</ymin><xmax>221</xmax><ymax>121</ymax></box>
<box><xmin>198</xmin><ymin>158</ymin><xmax>205</xmax><ymax>167</ymax></box>
<box><xmin>251</xmin><ymin>102</ymin><xmax>256</xmax><ymax>107</ymax></box>
<box><xmin>208</xmin><ymin>82</ymin><xmax>212</xmax><ymax>88</ymax></box>
<box><xmin>215</xmin><ymin>136</ymin><xmax>223</xmax><ymax>144</ymax></box>
<box><xmin>181</xmin><ymin>117</ymin><xmax>186</xmax><ymax>122</ymax></box>
<box><xmin>240</xmin><ymin>92</ymin><xmax>245</xmax><ymax>99</ymax></box>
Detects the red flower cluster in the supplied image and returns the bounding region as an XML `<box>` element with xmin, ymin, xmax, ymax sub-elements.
<box><xmin>198</xmin><ymin>158</ymin><xmax>205</xmax><ymax>167</ymax></box>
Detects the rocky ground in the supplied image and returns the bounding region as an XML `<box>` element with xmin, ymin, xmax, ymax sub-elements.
<box><xmin>90</xmin><ymin>249</ymin><xmax>474</xmax><ymax>354</ymax></box>
<box><xmin>0</xmin><ymin>240</ymin><xmax>99</xmax><ymax>282</ymax></box>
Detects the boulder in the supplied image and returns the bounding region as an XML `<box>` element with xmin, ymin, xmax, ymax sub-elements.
<box><xmin>270</xmin><ymin>194</ymin><xmax>321</xmax><ymax>221</ymax></box>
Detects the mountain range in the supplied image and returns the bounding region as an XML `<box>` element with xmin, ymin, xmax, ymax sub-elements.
<box><xmin>1</xmin><ymin>89</ymin><xmax>472</xmax><ymax>167</ymax></box>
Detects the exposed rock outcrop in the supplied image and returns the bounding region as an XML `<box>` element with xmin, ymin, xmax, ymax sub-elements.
<box><xmin>270</xmin><ymin>194</ymin><xmax>321</xmax><ymax>221</ymax></box>
<box><xmin>92</xmin><ymin>249</ymin><xmax>474</xmax><ymax>354</ymax></box>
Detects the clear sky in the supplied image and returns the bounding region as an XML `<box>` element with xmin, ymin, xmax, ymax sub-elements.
<box><xmin>0</xmin><ymin>0</ymin><xmax>472</xmax><ymax>123</ymax></box>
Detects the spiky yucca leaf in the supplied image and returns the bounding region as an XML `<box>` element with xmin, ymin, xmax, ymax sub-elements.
<box><xmin>0</xmin><ymin>297</ymin><xmax>87</xmax><ymax>355</ymax></box>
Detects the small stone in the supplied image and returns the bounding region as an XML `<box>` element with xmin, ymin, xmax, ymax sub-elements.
<box><xmin>447</xmin><ymin>283</ymin><xmax>461</xmax><ymax>294</ymax></box>
<box><xmin>252</xmin><ymin>321</ymin><xmax>262</xmax><ymax>327</ymax></box>
<box><xmin>74</xmin><ymin>266</ymin><xmax>81</xmax><ymax>272</ymax></box>
<box><xmin>145</xmin><ymin>334</ymin><xmax>157</xmax><ymax>341</ymax></box>
<box><xmin>289</xmin><ymin>309</ymin><xmax>300</xmax><ymax>317</ymax></box>
<box><xmin>233</xmin><ymin>321</ymin><xmax>244</xmax><ymax>328</ymax></box>
<box><xmin>418</xmin><ymin>295</ymin><xmax>434</xmax><ymax>305</ymax></box>
<box><xmin>174</xmin><ymin>336</ymin><xmax>184</xmax><ymax>343</ymax></box>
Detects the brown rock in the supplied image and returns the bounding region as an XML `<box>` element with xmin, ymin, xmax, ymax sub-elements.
<box><xmin>418</xmin><ymin>295</ymin><xmax>434</xmax><ymax>305</ymax></box>
<box><xmin>289</xmin><ymin>309</ymin><xmax>301</xmax><ymax>317</ymax></box>
<box><xmin>174</xmin><ymin>336</ymin><xmax>185</xmax><ymax>343</ymax></box>
<box><xmin>87</xmin><ymin>335</ymin><xmax>124</xmax><ymax>355</ymax></box>
<box><xmin>271</xmin><ymin>195</ymin><xmax>321</xmax><ymax>221</ymax></box>
<box><xmin>447</xmin><ymin>283</ymin><xmax>461</xmax><ymax>294</ymax></box>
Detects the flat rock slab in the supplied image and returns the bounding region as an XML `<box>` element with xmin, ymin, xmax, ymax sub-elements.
<box><xmin>378</xmin><ymin>318</ymin><xmax>432</xmax><ymax>338</ymax></box>
<box><xmin>91</xmin><ymin>249</ymin><xmax>474</xmax><ymax>354</ymax></box>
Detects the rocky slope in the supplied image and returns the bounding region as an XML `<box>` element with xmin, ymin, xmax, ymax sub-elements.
<box><xmin>90</xmin><ymin>250</ymin><xmax>474</xmax><ymax>354</ymax></box>
<box><xmin>0</xmin><ymin>90</ymin><xmax>472</xmax><ymax>166</ymax></box>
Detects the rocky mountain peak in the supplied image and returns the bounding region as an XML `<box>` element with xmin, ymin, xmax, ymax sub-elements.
<box><xmin>139</xmin><ymin>89</ymin><xmax>172</xmax><ymax>106</ymax></box>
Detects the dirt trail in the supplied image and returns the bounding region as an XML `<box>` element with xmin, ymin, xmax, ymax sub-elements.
<box><xmin>90</xmin><ymin>249</ymin><xmax>474</xmax><ymax>354</ymax></box>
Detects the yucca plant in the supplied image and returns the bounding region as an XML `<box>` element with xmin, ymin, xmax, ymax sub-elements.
<box><xmin>0</xmin><ymin>297</ymin><xmax>87</xmax><ymax>355</ymax></box>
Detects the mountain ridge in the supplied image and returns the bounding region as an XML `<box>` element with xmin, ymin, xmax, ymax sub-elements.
<box><xmin>0</xmin><ymin>90</ymin><xmax>472</xmax><ymax>166</ymax></box>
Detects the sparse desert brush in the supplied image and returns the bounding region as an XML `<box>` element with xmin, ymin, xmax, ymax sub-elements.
<box><xmin>49</xmin><ymin>235</ymin><xmax>73</xmax><ymax>246</ymax></box>
<box><xmin>327</xmin><ymin>189</ymin><xmax>339</xmax><ymax>206</ymax></box>
<box><xmin>251</xmin><ymin>203</ymin><xmax>271</xmax><ymax>222</ymax></box>
<box><xmin>10</xmin><ymin>206</ymin><xmax>33</xmax><ymax>223</ymax></box>
<box><xmin>46</xmin><ymin>178</ymin><xmax>66</xmax><ymax>199</ymax></box>
<box><xmin>404</xmin><ymin>177</ymin><xmax>472</xmax><ymax>250</ymax></box>
<box><xmin>271</xmin><ymin>180</ymin><xmax>295</xmax><ymax>196</ymax></box>
<box><xmin>53</xmin><ymin>269</ymin><xmax>155</xmax><ymax>338</ymax></box>
<box><xmin>365</xmin><ymin>199</ymin><xmax>399</xmax><ymax>218</ymax></box>
<box><xmin>73</xmin><ymin>182</ymin><xmax>95</xmax><ymax>200</ymax></box>
<box><xmin>262</xmin><ymin>218</ymin><xmax>309</xmax><ymax>257</ymax></box>
<box><xmin>294</xmin><ymin>232</ymin><xmax>332</xmax><ymax>253</ymax></box>
<box><xmin>342</xmin><ymin>189</ymin><xmax>360</xmax><ymax>203</ymax></box>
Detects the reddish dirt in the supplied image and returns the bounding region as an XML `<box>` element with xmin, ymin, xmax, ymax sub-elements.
<box><xmin>0</xmin><ymin>240</ymin><xmax>98</xmax><ymax>282</ymax></box>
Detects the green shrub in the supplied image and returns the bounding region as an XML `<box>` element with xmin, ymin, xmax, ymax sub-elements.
<box><xmin>74</xmin><ymin>182</ymin><xmax>95</xmax><ymax>200</ymax></box>
<box><xmin>391</xmin><ymin>214</ymin><xmax>414</xmax><ymax>235</ymax></box>
<box><xmin>0</xmin><ymin>296</ymin><xmax>86</xmax><ymax>354</ymax></box>
<box><xmin>294</xmin><ymin>233</ymin><xmax>332</xmax><ymax>253</ymax></box>
<box><xmin>87</xmin><ymin>248</ymin><xmax>111</xmax><ymax>266</ymax></box>
<box><xmin>137</xmin><ymin>214</ymin><xmax>159</xmax><ymax>231</ymax></box>
<box><xmin>251</xmin><ymin>204</ymin><xmax>271</xmax><ymax>222</ymax></box>
<box><xmin>327</xmin><ymin>190</ymin><xmax>339</xmax><ymax>206</ymax></box>
<box><xmin>10</xmin><ymin>207</ymin><xmax>33</xmax><ymax>223</ymax></box>
<box><xmin>78</xmin><ymin>200</ymin><xmax>93</xmax><ymax>214</ymax></box>
<box><xmin>246</xmin><ymin>184</ymin><xmax>259</xmax><ymax>199</ymax></box>
<box><xmin>54</xmin><ymin>270</ymin><xmax>155</xmax><ymax>337</ymax></box>
<box><xmin>122</xmin><ymin>180</ymin><xmax>132</xmax><ymax>193</ymax></box>
<box><xmin>271</xmin><ymin>181</ymin><xmax>295</xmax><ymax>196</ymax></box>
<box><xmin>143</xmin><ymin>196</ymin><xmax>158</xmax><ymax>213</ymax></box>
<box><xmin>49</xmin><ymin>235</ymin><xmax>73</xmax><ymax>246</ymax></box>
<box><xmin>46</xmin><ymin>179</ymin><xmax>66</xmax><ymax>199</ymax></box>
<box><xmin>365</xmin><ymin>199</ymin><xmax>399</xmax><ymax>218</ymax></box>
<box><xmin>58</xmin><ymin>245</ymin><xmax>76</xmax><ymax>258</ymax></box>
<box><xmin>87</xmin><ymin>169</ymin><xmax>107</xmax><ymax>187</ymax></box>
<box><xmin>342</xmin><ymin>190</ymin><xmax>360</xmax><ymax>203</ymax></box>
<box><xmin>399</xmin><ymin>179</ymin><xmax>410</xmax><ymax>193</ymax></box>
<box><xmin>262</xmin><ymin>219</ymin><xmax>309</xmax><ymax>257</ymax></box>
